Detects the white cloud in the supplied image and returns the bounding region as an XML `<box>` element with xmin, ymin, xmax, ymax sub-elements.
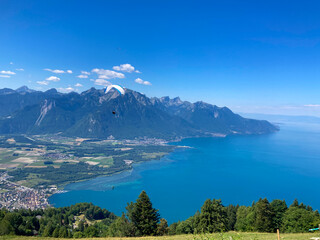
<box><xmin>94</xmin><ymin>79</ymin><xmax>111</xmax><ymax>86</ymax></box>
<box><xmin>81</xmin><ymin>71</ymin><xmax>90</xmax><ymax>75</ymax></box>
<box><xmin>57</xmin><ymin>87</ymin><xmax>75</xmax><ymax>93</ymax></box>
<box><xmin>0</xmin><ymin>75</ymin><xmax>10</xmax><ymax>78</ymax></box>
<box><xmin>44</xmin><ymin>68</ymin><xmax>65</xmax><ymax>74</ymax></box>
<box><xmin>77</xmin><ymin>74</ymin><xmax>88</xmax><ymax>79</ymax></box>
<box><xmin>16</xmin><ymin>68</ymin><xmax>24</xmax><ymax>71</ymax></box>
<box><xmin>304</xmin><ymin>104</ymin><xmax>320</xmax><ymax>107</ymax></box>
<box><xmin>46</xmin><ymin>76</ymin><xmax>60</xmax><ymax>82</ymax></box>
<box><xmin>1</xmin><ymin>70</ymin><xmax>16</xmax><ymax>75</ymax></box>
<box><xmin>37</xmin><ymin>81</ymin><xmax>49</xmax><ymax>85</ymax></box>
<box><xmin>135</xmin><ymin>70</ymin><xmax>141</xmax><ymax>73</ymax></box>
<box><xmin>135</xmin><ymin>78</ymin><xmax>143</xmax><ymax>84</ymax></box>
<box><xmin>135</xmin><ymin>78</ymin><xmax>151</xmax><ymax>86</ymax></box>
<box><xmin>92</xmin><ymin>68</ymin><xmax>125</xmax><ymax>79</ymax></box>
<box><xmin>75</xmin><ymin>83</ymin><xmax>83</xmax><ymax>87</ymax></box>
<box><xmin>67</xmin><ymin>70</ymin><xmax>72</xmax><ymax>74</ymax></box>
<box><xmin>10</xmin><ymin>62</ymin><xmax>13</xmax><ymax>65</ymax></box>
<box><xmin>113</xmin><ymin>63</ymin><xmax>137</xmax><ymax>73</ymax></box>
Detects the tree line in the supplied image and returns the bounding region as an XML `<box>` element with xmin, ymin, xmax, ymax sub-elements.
<box><xmin>0</xmin><ymin>191</ymin><xmax>319</xmax><ymax>237</ymax></box>
<box><xmin>171</xmin><ymin>198</ymin><xmax>320</xmax><ymax>234</ymax></box>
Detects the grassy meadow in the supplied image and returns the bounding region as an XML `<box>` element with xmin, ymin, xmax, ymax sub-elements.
<box><xmin>0</xmin><ymin>232</ymin><xmax>319</xmax><ymax>240</ymax></box>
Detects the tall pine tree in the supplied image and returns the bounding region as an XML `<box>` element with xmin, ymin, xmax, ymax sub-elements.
<box><xmin>254</xmin><ymin>198</ymin><xmax>273</xmax><ymax>232</ymax></box>
<box><xmin>270</xmin><ymin>199</ymin><xmax>287</xmax><ymax>231</ymax></box>
<box><xmin>195</xmin><ymin>199</ymin><xmax>227</xmax><ymax>233</ymax></box>
<box><xmin>126</xmin><ymin>190</ymin><xmax>160</xmax><ymax>236</ymax></box>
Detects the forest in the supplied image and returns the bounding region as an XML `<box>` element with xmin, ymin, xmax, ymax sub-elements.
<box><xmin>0</xmin><ymin>191</ymin><xmax>319</xmax><ymax>238</ymax></box>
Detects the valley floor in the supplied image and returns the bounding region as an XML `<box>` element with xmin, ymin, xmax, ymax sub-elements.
<box><xmin>0</xmin><ymin>232</ymin><xmax>319</xmax><ymax>240</ymax></box>
<box><xmin>0</xmin><ymin>135</ymin><xmax>175</xmax><ymax>210</ymax></box>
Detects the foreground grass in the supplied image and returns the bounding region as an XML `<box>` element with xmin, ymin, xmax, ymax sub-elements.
<box><xmin>0</xmin><ymin>232</ymin><xmax>319</xmax><ymax>240</ymax></box>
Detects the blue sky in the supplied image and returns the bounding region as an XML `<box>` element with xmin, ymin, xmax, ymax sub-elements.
<box><xmin>1</xmin><ymin>0</ymin><xmax>320</xmax><ymax>116</ymax></box>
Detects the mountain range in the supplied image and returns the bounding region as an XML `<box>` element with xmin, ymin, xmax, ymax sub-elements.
<box><xmin>0</xmin><ymin>86</ymin><xmax>278</xmax><ymax>139</ymax></box>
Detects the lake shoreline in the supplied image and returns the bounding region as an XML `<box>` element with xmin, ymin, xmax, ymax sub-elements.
<box><xmin>50</xmin><ymin>146</ymin><xmax>186</xmax><ymax>194</ymax></box>
<box><xmin>49</xmin><ymin>122</ymin><xmax>320</xmax><ymax>223</ymax></box>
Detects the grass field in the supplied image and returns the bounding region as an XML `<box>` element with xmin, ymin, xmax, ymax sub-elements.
<box><xmin>0</xmin><ymin>232</ymin><xmax>319</xmax><ymax>240</ymax></box>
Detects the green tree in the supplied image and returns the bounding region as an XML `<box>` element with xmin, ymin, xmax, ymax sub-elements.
<box><xmin>108</xmin><ymin>213</ymin><xmax>136</xmax><ymax>237</ymax></box>
<box><xmin>73</xmin><ymin>231</ymin><xmax>84</xmax><ymax>238</ymax></box>
<box><xmin>195</xmin><ymin>199</ymin><xmax>227</xmax><ymax>233</ymax></box>
<box><xmin>42</xmin><ymin>222</ymin><xmax>54</xmax><ymax>237</ymax></box>
<box><xmin>157</xmin><ymin>218</ymin><xmax>169</xmax><ymax>235</ymax></box>
<box><xmin>235</xmin><ymin>206</ymin><xmax>247</xmax><ymax>231</ymax></box>
<box><xmin>52</xmin><ymin>227</ymin><xmax>59</xmax><ymax>238</ymax></box>
<box><xmin>235</xmin><ymin>206</ymin><xmax>255</xmax><ymax>232</ymax></box>
<box><xmin>78</xmin><ymin>220</ymin><xmax>85</xmax><ymax>232</ymax></box>
<box><xmin>58</xmin><ymin>226</ymin><xmax>68</xmax><ymax>238</ymax></box>
<box><xmin>168</xmin><ymin>222</ymin><xmax>178</xmax><ymax>235</ymax></box>
<box><xmin>3</xmin><ymin>212</ymin><xmax>23</xmax><ymax>234</ymax></box>
<box><xmin>270</xmin><ymin>199</ymin><xmax>287</xmax><ymax>231</ymax></box>
<box><xmin>176</xmin><ymin>217</ymin><xmax>194</xmax><ymax>234</ymax></box>
<box><xmin>291</xmin><ymin>199</ymin><xmax>299</xmax><ymax>208</ymax></box>
<box><xmin>254</xmin><ymin>198</ymin><xmax>273</xmax><ymax>232</ymax></box>
<box><xmin>281</xmin><ymin>206</ymin><xmax>320</xmax><ymax>233</ymax></box>
<box><xmin>0</xmin><ymin>220</ymin><xmax>14</xmax><ymax>235</ymax></box>
<box><xmin>126</xmin><ymin>190</ymin><xmax>160</xmax><ymax>236</ymax></box>
<box><xmin>226</xmin><ymin>204</ymin><xmax>238</xmax><ymax>231</ymax></box>
<box><xmin>84</xmin><ymin>225</ymin><xmax>98</xmax><ymax>237</ymax></box>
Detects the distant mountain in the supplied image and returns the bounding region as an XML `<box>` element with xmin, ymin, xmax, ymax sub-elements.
<box><xmin>0</xmin><ymin>87</ymin><xmax>60</xmax><ymax>117</ymax></box>
<box><xmin>151</xmin><ymin>97</ymin><xmax>277</xmax><ymax>135</ymax></box>
<box><xmin>0</xmin><ymin>87</ymin><xmax>278</xmax><ymax>139</ymax></box>
<box><xmin>15</xmin><ymin>85</ymin><xmax>37</xmax><ymax>94</ymax></box>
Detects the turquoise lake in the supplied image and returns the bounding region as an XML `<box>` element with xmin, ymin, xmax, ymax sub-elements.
<box><xmin>50</xmin><ymin>118</ymin><xmax>320</xmax><ymax>223</ymax></box>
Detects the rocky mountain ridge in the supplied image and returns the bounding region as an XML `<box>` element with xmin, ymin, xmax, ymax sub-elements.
<box><xmin>0</xmin><ymin>86</ymin><xmax>278</xmax><ymax>139</ymax></box>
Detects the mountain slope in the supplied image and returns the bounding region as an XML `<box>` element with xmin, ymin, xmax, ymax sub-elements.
<box><xmin>0</xmin><ymin>88</ymin><xmax>61</xmax><ymax>117</ymax></box>
<box><xmin>151</xmin><ymin>97</ymin><xmax>277</xmax><ymax>135</ymax></box>
<box><xmin>0</xmin><ymin>87</ymin><xmax>278</xmax><ymax>139</ymax></box>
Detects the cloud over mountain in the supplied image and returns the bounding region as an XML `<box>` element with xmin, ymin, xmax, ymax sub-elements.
<box><xmin>135</xmin><ymin>78</ymin><xmax>151</xmax><ymax>85</ymax></box>
<box><xmin>37</xmin><ymin>81</ymin><xmax>49</xmax><ymax>85</ymax></box>
<box><xmin>94</xmin><ymin>79</ymin><xmax>111</xmax><ymax>86</ymax></box>
<box><xmin>92</xmin><ymin>68</ymin><xmax>125</xmax><ymax>79</ymax></box>
<box><xmin>113</xmin><ymin>63</ymin><xmax>137</xmax><ymax>73</ymax></box>
<box><xmin>46</xmin><ymin>76</ymin><xmax>60</xmax><ymax>82</ymax></box>
<box><xmin>57</xmin><ymin>87</ymin><xmax>75</xmax><ymax>93</ymax></box>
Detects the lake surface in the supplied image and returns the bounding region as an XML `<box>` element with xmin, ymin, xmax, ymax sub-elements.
<box><xmin>50</xmin><ymin>118</ymin><xmax>320</xmax><ymax>223</ymax></box>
